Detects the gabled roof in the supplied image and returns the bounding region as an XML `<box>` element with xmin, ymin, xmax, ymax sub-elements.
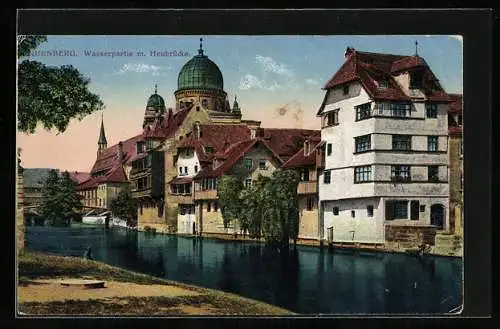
<box><xmin>282</xmin><ymin>139</ymin><xmax>323</xmax><ymax>169</ymax></box>
<box><xmin>320</xmin><ymin>48</ymin><xmax>451</xmax><ymax>112</ymax></box>
<box><xmin>194</xmin><ymin>138</ymin><xmax>284</xmax><ymax>179</ymax></box>
<box><xmin>77</xmin><ymin>165</ymin><xmax>128</xmax><ymax>191</ymax></box>
<box><xmin>91</xmin><ymin>134</ymin><xmax>143</xmax><ymax>174</ymax></box>
<box><xmin>257</xmin><ymin>128</ymin><xmax>321</xmax><ymax>162</ymax></box>
<box><xmin>178</xmin><ymin>124</ymin><xmax>252</xmax><ymax>163</ymax></box>
<box><xmin>143</xmin><ymin>105</ymin><xmax>193</xmax><ymax>139</ymax></box>
<box><xmin>68</xmin><ymin>171</ymin><xmax>91</xmax><ymax>184</ymax></box>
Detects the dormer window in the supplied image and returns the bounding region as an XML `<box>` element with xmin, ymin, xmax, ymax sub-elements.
<box><xmin>137</xmin><ymin>141</ymin><xmax>145</xmax><ymax>154</ymax></box>
<box><xmin>409</xmin><ymin>70</ymin><xmax>424</xmax><ymax>90</ymax></box>
<box><xmin>379</xmin><ymin>79</ymin><xmax>388</xmax><ymax>89</ymax></box>
<box><xmin>343</xmin><ymin>84</ymin><xmax>349</xmax><ymax>95</ymax></box>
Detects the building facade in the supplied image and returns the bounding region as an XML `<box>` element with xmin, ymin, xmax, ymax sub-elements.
<box><xmin>80</xmin><ymin>39</ymin><xmax>321</xmax><ymax>238</ymax></box>
<box><xmin>168</xmin><ymin>124</ymin><xmax>320</xmax><ymax>237</ymax></box>
<box><xmin>76</xmin><ymin>116</ymin><xmax>137</xmax><ymax>210</ymax></box>
<box><xmin>317</xmin><ymin>47</ymin><xmax>452</xmax><ymax>245</ymax></box>
<box><xmin>447</xmin><ymin>94</ymin><xmax>463</xmax><ymax>236</ymax></box>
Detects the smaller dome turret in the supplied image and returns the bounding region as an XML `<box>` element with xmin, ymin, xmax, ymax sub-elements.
<box><xmin>146</xmin><ymin>84</ymin><xmax>166</xmax><ymax>110</ymax></box>
<box><xmin>144</xmin><ymin>84</ymin><xmax>166</xmax><ymax>128</ymax></box>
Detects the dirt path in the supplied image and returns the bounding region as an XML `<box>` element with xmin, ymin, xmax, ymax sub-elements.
<box><xmin>18</xmin><ymin>278</ymin><xmax>200</xmax><ymax>303</ymax></box>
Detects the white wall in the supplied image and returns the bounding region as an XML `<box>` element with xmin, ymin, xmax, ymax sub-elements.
<box><xmin>176</xmin><ymin>149</ymin><xmax>201</xmax><ymax>177</ymax></box>
<box><xmin>321</xmin><ymin>195</ymin><xmax>450</xmax><ymax>243</ymax></box>
<box><xmin>322</xmin><ymin>197</ymin><xmax>385</xmax><ymax>243</ymax></box>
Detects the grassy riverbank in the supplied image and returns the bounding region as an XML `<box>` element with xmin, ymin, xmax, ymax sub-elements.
<box><xmin>18</xmin><ymin>251</ymin><xmax>294</xmax><ymax>316</ymax></box>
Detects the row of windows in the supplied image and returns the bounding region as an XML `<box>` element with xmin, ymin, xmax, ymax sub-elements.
<box><xmin>331</xmin><ymin>205</ymin><xmax>374</xmax><ymax>217</ymax></box>
<box><xmin>243</xmin><ymin>158</ymin><xmax>267</xmax><ymax>170</ymax></box>
<box><xmin>323</xmin><ymin>165</ymin><xmax>441</xmax><ymax>184</ymax></box>
<box><xmin>179</xmin><ymin>165</ymin><xmax>199</xmax><ymax>176</ymax></box>
<box><xmin>171</xmin><ymin>183</ymin><xmax>192</xmax><ymax>195</ymax></box>
<box><xmin>324</xmin><ymin>102</ymin><xmax>440</xmax><ymax>127</ymax></box>
<box><xmin>201</xmin><ymin>178</ymin><xmax>217</xmax><ymax>190</ymax></box>
<box><xmin>136</xmin><ymin>176</ymin><xmax>151</xmax><ymax>190</ymax></box>
<box><xmin>133</xmin><ymin>155</ymin><xmax>152</xmax><ymax>170</ymax></box>
<box><xmin>330</xmin><ymin>201</ymin><xmax>426</xmax><ymax>220</ymax></box>
<box><xmin>353</xmin><ymin>134</ymin><xmax>439</xmax><ymax>153</ymax></box>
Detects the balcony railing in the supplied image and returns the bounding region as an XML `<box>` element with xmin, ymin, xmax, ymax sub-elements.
<box><xmin>297</xmin><ymin>181</ymin><xmax>317</xmax><ymax>194</ymax></box>
<box><xmin>194</xmin><ymin>189</ymin><xmax>218</xmax><ymax>200</ymax></box>
<box><xmin>168</xmin><ymin>193</ymin><xmax>194</xmax><ymax>204</ymax></box>
<box><xmin>131</xmin><ymin>187</ymin><xmax>152</xmax><ymax>199</ymax></box>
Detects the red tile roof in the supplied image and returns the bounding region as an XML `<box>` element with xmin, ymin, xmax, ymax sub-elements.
<box><xmin>76</xmin><ymin>165</ymin><xmax>128</xmax><ymax>191</ymax></box>
<box><xmin>91</xmin><ymin>134</ymin><xmax>143</xmax><ymax>175</ymax></box>
<box><xmin>195</xmin><ymin>138</ymin><xmax>283</xmax><ymax>178</ymax></box>
<box><xmin>68</xmin><ymin>171</ymin><xmax>91</xmax><ymax>184</ymax></box>
<box><xmin>391</xmin><ymin>56</ymin><xmax>428</xmax><ymax>73</ymax></box>
<box><xmin>175</xmin><ymin>124</ymin><xmax>321</xmax><ymax>179</ymax></box>
<box><xmin>105</xmin><ymin>165</ymin><xmax>128</xmax><ymax>183</ymax></box>
<box><xmin>448</xmin><ymin>93</ymin><xmax>462</xmax><ymax>114</ymax></box>
<box><xmin>321</xmin><ymin>48</ymin><xmax>451</xmax><ymax>104</ymax></box>
<box><xmin>282</xmin><ymin>139</ymin><xmax>323</xmax><ymax>169</ymax></box>
<box><xmin>257</xmin><ymin>128</ymin><xmax>321</xmax><ymax>162</ymax></box>
<box><xmin>143</xmin><ymin>106</ymin><xmax>192</xmax><ymax>139</ymax></box>
<box><xmin>169</xmin><ymin>176</ymin><xmax>193</xmax><ymax>184</ymax></box>
<box><xmin>447</xmin><ymin>93</ymin><xmax>463</xmax><ymax>136</ymax></box>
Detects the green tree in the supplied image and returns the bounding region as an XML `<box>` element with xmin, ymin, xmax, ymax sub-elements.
<box><xmin>109</xmin><ymin>187</ymin><xmax>138</xmax><ymax>227</ymax></box>
<box><xmin>218</xmin><ymin>170</ymin><xmax>300</xmax><ymax>249</ymax></box>
<box><xmin>17</xmin><ymin>35</ymin><xmax>104</xmax><ymax>134</ymax></box>
<box><xmin>40</xmin><ymin>170</ymin><xmax>83</xmax><ymax>226</ymax></box>
<box><xmin>217</xmin><ymin>175</ymin><xmax>244</xmax><ymax>229</ymax></box>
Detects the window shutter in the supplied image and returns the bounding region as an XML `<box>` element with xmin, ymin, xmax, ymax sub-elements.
<box><xmin>385</xmin><ymin>201</ymin><xmax>394</xmax><ymax>220</ymax></box>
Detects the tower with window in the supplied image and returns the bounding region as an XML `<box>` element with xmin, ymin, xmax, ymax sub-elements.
<box><xmin>316</xmin><ymin>46</ymin><xmax>451</xmax><ymax>244</ymax></box>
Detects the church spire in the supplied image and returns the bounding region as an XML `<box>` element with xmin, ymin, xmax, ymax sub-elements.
<box><xmin>97</xmin><ymin>112</ymin><xmax>107</xmax><ymax>157</ymax></box>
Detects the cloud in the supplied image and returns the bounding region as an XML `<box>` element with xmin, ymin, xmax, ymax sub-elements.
<box><xmin>115</xmin><ymin>63</ymin><xmax>167</xmax><ymax>75</ymax></box>
<box><xmin>305</xmin><ymin>78</ymin><xmax>318</xmax><ymax>85</ymax></box>
<box><xmin>239</xmin><ymin>74</ymin><xmax>283</xmax><ymax>91</ymax></box>
<box><xmin>255</xmin><ymin>55</ymin><xmax>294</xmax><ymax>77</ymax></box>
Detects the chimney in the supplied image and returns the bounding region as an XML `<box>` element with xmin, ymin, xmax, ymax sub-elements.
<box><xmin>345</xmin><ymin>46</ymin><xmax>355</xmax><ymax>60</ymax></box>
<box><xmin>117</xmin><ymin>141</ymin><xmax>124</xmax><ymax>161</ymax></box>
<box><xmin>304</xmin><ymin>139</ymin><xmax>310</xmax><ymax>156</ymax></box>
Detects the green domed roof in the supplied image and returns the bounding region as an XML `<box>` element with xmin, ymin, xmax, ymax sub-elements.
<box><xmin>147</xmin><ymin>88</ymin><xmax>165</xmax><ymax>109</ymax></box>
<box><xmin>177</xmin><ymin>43</ymin><xmax>223</xmax><ymax>91</ymax></box>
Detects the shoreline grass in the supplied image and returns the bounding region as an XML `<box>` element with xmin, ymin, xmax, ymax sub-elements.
<box><xmin>18</xmin><ymin>251</ymin><xmax>295</xmax><ymax>316</ymax></box>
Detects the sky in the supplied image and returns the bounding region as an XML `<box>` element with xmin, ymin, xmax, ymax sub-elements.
<box><xmin>17</xmin><ymin>35</ymin><xmax>463</xmax><ymax>172</ymax></box>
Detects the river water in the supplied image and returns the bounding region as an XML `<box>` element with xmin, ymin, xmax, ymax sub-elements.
<box><xmin>24</xmin><ymin>224</ymin><xmax>462</xmax><ymax>314</ymax></box>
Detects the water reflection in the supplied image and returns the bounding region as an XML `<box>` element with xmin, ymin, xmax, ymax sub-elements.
<box><xmin>24</xmin><ymin>226</ymin><xmax>462</xmax><ymax>314</ymax></box>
